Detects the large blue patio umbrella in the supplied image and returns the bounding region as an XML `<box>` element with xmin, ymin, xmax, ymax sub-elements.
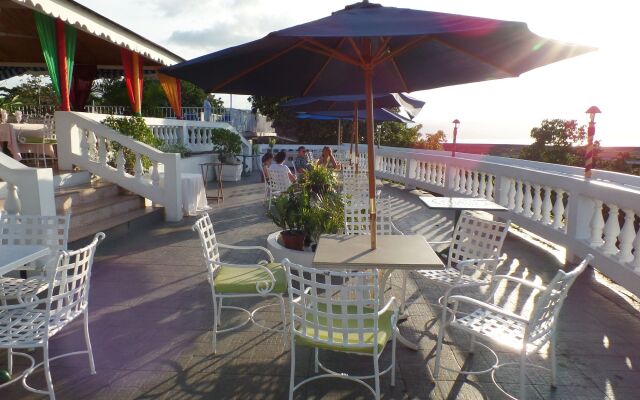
<box><xmin>163</xmin><ymin>0</ymin><xmax>594</xmax><ymax>248</ymax></box>
<box><xmin>283</xmin><ymin>93</ymin><xmax>425</xmax><ymax>118</ymax></box>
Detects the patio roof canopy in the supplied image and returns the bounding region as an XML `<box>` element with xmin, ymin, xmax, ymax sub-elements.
<box><xmin>0</xmin><ymin>0</ymin><xmax>184</xmax><ymax>79</ymax></box>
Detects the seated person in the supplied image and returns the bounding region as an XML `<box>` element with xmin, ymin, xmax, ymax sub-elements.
<box><xmin>316</xmin><ymin>146</ymin><xmax>339</xmax><ymax>169</ymax></box>
<box><xmin>293</xmin><ymin>146</ymin><xmax>312</xmax><ymax>173</ymax></box>
<box><xmin>261</xmin><ymin>152</ymin><xmax>273</xmax><ymax>182</ymax></box>
<box><xmin>269</xmin><ymin>150</ymin><xmax>296</xmax><ymax>183</ymax></box>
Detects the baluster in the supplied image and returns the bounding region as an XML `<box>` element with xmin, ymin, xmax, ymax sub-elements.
<box><xmin>507</xmin><ymin>179</ymin><xmax>516</xmax><ymax>209</ymax></box>
<box><xmin>459</xmin><ymin>169</ymin><xmax>467</xmax><ymax>193</ymax></box>
<box><xmin>152</xmin><ymin>161</ymin><xmax>160</xmax><ymax>187</ymax></box>
<box><xmin>98</xmin><ymin>137</ymin><xmax>107</xmax><ymax>166</ymax></box>
<box><xmin>486</xmin><ymin>175</ymin><xmax>494</xmax><ymax>200</ymax></box>
<box><xmin>452</xmin><ymin>168</ymin><xmax>460</xmax><ymax>191</ymax></box>
<box><xmin>436</xmin><ymin>164</ymin><xmax>443</xmax><ymax>186</ymax></box>
<box><xmin>423</xmin><ymin>162</ymin><xmax>431</xmax><ymax>183</ymax></box>
<box><xmin>552</xmin><ymin>190</ymin><xmax>566</xmax><ymax>230</ymax></box>
<box><xmin>117</xmin><ymin>149</ymin><xmax>126</xmax><ymax>176</ymax></box>
<box><xmin>80</xmin><ymin>130</ymin><xmax>88</xmax><ymax>157</ymax></box>
<box><xmin>472</xmin><ymin>172</ymin><xmax>480</xmax><ymax>196</ymax></box>
<box><xmin>532</xmin><ymin>184</ymin><xmax>542</xmax><ymax>221</ymax></box>
<box><xmin>601</xmin><ymin>204</ymin><xmax>621</xmax><ymax>255</ymax></box>
<box><xmin>134</xmin><ymin>154</ymin><xmax>143</xmax><ymax>179</ymax></box>
<box><xmin>479</xmin><ymin>173</ymin><xmax>487</xmax><ymax>198</ymax></box>
<box><xmin>87</xmin><ymin>131</ymin><xmax>98</xmax><ymax>161</ymax></box>
<box><xmin>618</xmin><ymin>209</ymin><xmax>636</xmax><ymax>263</ymax></box>
<box><xmin>632</xmin><ymin>230</ymin><xmax>640</xmax><ymax>271</ymax></box>
<box><xmin>521</xmin><ymin>182</ymin><xmax>532</xmax><ymax>217</ymax></box>
<box><xmin>419</xmin><ymin>162</ymin><xmax>425</xmax><ymax>181</ymax></box>
<box><xmin>4</xmin><ymin>183</ymin><xmax>21</xmax><ymax>214</ymax></box>
<box><xmin>541</xmin><ymin>186</ymin><xmax>553</xmax><ymax>225</ymax></box>
<box><xmin>440</xmin><ymin>165</ymin><xmax>446</xmax><ymax>186</ymax></box>
<box><xmin>589</xmin><ymin>199</ymin><xmax>605</xmax><ymax>247</ymax></box>
<box><xmin>514</xmin><ymin>181</ymin><xmax>524</xmax><ymax>213</ymax></box>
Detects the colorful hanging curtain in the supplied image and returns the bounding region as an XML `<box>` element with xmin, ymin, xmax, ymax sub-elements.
<box><xmin>120</xmin><ymin>49</ymin><xmax>144</xmax><ymax>115</ymax></box>
<box><xmin>70</xmin><ymin>65</ymin><xmax>97</xmax><ymax>111</ymax></box>
<box><xmin>34</xmin><ymin>12</ymin><xmax>60</xmax><ymax>99</ymax></box>
<box><xmin>33</xmin><ymin>12</ymin><xmax>76</xmax><ymax>111</ymax></box>
<box><xmin>158</xmin><ymin>73</ymin><xmax>182</xmax><ymax>119</ymax></box>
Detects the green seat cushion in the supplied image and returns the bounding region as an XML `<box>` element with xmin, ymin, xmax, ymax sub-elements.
<box><xmin>214</xmin><ymin>262</ymin><xmax>286</xmax><ymax>294</ymax></box>
<box><xmin>295</xmin><ymin>303</ymin><xmax>395</xmax><ymax>355</ymax></box>
<box><xmin>21</xmin><ymin>137</ymin><xmax>56</xmax><ymax>144</ymax></box>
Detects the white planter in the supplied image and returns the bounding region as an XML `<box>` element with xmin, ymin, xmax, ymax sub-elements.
<box><xmin>220</xmin><ymin>164</ymin><xmax>242</xmax><ymax>182</ymax></box>
<box><xmin>267</xmin><ymin>231</ymin><xmax>314</xmax><ymax>266</ymax></box>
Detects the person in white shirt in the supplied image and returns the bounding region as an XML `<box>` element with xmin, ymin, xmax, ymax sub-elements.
<box><xmin>269</xmin><ymin>150</ymin><xmax>296</xmax><ymax>183</ymax></box>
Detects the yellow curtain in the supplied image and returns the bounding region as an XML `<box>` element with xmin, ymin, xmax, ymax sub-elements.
<box><xmin>158</xmin><ymin>73</ymin><xmax>182</xmax><ymax>119</ymax></box>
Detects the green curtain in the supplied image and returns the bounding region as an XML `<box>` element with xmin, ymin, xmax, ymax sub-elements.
<box><xmin>33</xmin><ymin>12</ymin><xmax>60</xmax><ymax>100</ymax></box>
<box><xmin>65</xmin><ymin>24</ymin><xmax>76</xmax><ymax>91</ymax></box>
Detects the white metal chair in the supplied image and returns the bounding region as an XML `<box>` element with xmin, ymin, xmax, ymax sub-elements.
<box><xmin>418</xmin><ymin>211</ymin><xmax>510</xmax><ymax>307</ymax></box>
<box><xmin>343</xmin><ymin>197</ymin><xmax>410</xmax><ymax>314</ymax></box>
<box><xmin>192</xmin><ymin>213</ymin><xmax>287</xmax><ymax>354</ymax></box>
<box><xmin>433</xmin><ymin>255</ymin><xmax>593</xmax><ymax>400</ymax></box>
<box><xmin>18</xmin><ymin>114</ymin><xmax>57</xmax><ymax>168</ymax></box>
<box><xmin>283</xmin><ymin>259</ymin><xmax>399</xmax><ymax>400</ymax></box>
<box><xmin>267</xmin><ymin>167</ymin><xmax>293</xmax><ymax>208</ymax></box>
<box><xmin>0</xmin><ymin>212</ymin><xmax>71</xmax><ymax>301</ymax></box>
<box><xmin>260</xmin><ymin>165</ymin><xmax>271</xmax><ymax>204</ymax></box>
<box><xmin>0</xmin><ymin>232</ymin><xmax>104</xmax><ymax>400</ymax></box>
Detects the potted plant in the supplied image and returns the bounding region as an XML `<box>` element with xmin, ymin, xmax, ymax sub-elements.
<box><xmin>212</xmin><ymin>128</ymin><xmax>243</xmax><ymax>181</ymax></box>
<box><xmin>269</xmin><ymin>187</ymin><xmax>309</xmax><ymax>250</ymax></box>
<box><xmin>300</xmin><ymin>164</ymin><xmax>338</xmax><ymax>195</ymax></box>
<box><xmin>303</xmin><ymin>191</ymin><xmax>344</xmax><ymax>250</ymax></box>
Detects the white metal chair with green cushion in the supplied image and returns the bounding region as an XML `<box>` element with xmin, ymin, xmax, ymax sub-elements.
<box><xmin>192</xmin><ymin>213</ymin><xmax>287</xmax><ymax>354</ymax></box>
<box><xmin>283</xmin><ymin>258</ymin><xmax>399</xmax><ymax>400</ymax></box>
<box><xmin>433</xmin><ymin>255</ymin><xmax>592</xmax><ymax>400</ymax></box>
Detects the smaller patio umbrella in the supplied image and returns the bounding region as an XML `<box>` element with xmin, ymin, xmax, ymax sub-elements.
<box><xmin>296</xmin><ymin>108</ymin><xmax>413</xmax><ymax>123</ymax></box>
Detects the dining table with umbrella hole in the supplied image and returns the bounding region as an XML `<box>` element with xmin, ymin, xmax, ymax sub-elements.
<box><xmin>163</xmin><ymin>0</ymin><xmax>594</xmax><ymax>250</ymax></box>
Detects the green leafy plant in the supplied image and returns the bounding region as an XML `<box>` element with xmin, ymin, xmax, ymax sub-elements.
<box><xmin>0</xmin><ymin>94</ymin><xmax>23</xmax><ymax>112</ymax></box>
<box><xmin>304</xmin><ymin>191</ymin><xmax>344</xmax><ymax>243</ymax></box>
<box><xmin>300</xmin><ymin>164</ymin><xmax>338</xmax><ymax>195</ymax></box>
<box><xmin>268</xmin><ymin>138</ymin><xmax>276</xmax><ymax>150</ymax></box>
<box><xmin>159</xmin><ymin>142</ymin><xmax>192</xmax><ymax>157</ymax></box>
<box><xmin>212</xmin><ymin>128</ymin><xmax>242</xmax><ymax>164</ymax></box>
<box><xmin>102</xmin><ymin>115</ymin><xmax>162</xmax><ymax>173</ymax></box>
<box><xmin>269</xmin><ymin>186</ymin><xmax>309</xmax><ymax>234</ymax></box>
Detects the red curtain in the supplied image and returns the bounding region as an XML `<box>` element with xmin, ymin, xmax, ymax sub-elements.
<box><xmin>120</xmin><ymin>49</ymin><xmax>144</xmax><ymax>114</ymax></box>
<box><xmin>70</xmin><ymin>64</ymin><xmax>97</xmax><ymax>111</ymax></box>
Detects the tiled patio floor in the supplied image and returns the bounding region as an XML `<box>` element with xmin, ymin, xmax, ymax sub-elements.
<box><xmin>3</xmin><ymin>173</ymin><xmax>640</xmax><ymax>399</ymax></box>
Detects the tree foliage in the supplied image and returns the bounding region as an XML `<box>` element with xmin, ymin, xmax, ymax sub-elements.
<box><xmin>416</xmin><ymin>130</ymin><xmax>447</xmax><ymax>150</ymax></box>
<box><xmin>519</xmin><ymin>119</ymin><xmax>594</xmax><ymax>166</ymax></box>
<box><xmin>2</xmin><ymin>76</ymin><xmax>57</xmax><ymax>108</ymax></box>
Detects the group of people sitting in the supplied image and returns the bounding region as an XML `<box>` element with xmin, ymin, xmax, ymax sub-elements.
<box><xmin>261</xmin><ymin>145</ymin><xmax>340</xmax><ymax>183</ymax></box>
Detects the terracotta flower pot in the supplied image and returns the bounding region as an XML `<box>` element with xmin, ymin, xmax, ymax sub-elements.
<box><xmin>281</xmin><ymin>230</ymin><xmax>305</xmax><ymax>251</ymax></box>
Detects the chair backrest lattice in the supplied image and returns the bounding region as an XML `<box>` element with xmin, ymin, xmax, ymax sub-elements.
<box><xmin>341</xmin><ymin>164</ymin><xmax>368</xmax><ymax>181</ymax></box>
<box><xmin>525</xmin><ymin>256</ymin><xmax>591</xmax><ymax>348</ymax></box>
<box><xmin>0</xmin><ymin>213</ymin><xmax>71</xmax><ymax>255</ymax></box>
<box><xmin>344</xmin><ymin>197</ymin><xmax>399</xmax><ymax>236</ymax></box>
<box><xmin>284</xmin><ymin>259</ymin><xmax>381</xmax><ymax>350</ymax></box>
<box><xmin>268</xmin><ymin>167</ymin><xmax>292</xmax><ymax>195</ymax></box>
<box><xmin>0</xmin><ymin>232</ymin><xmax>103</xmax><ymax>347</ymax></box>
<box><xmin>192</xmin><ymin>214</ymin><xmax>222</xmax><ymax>278</ymax></box>
<box><xmin>447</xmin><ymin>211</ymin><xmax>510</xmax><ymax>278</ymax></box>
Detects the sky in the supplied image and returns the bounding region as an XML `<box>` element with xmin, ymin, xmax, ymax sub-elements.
<box><xmin>66</xmin><ymin>1</ymin><xmax>640</xmax><ymax>145</ymax></box>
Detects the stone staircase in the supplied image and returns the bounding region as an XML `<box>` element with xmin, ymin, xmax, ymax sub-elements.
<box><xmin>55</xmin><ymin>176</ymin><xmax>163</xmax><ymax>243</ymax></box>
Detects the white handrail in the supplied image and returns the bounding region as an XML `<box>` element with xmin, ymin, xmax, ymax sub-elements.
<box><xmin>55</xmin><ymin>111</ymin><xmax>182</xmax><ymax>221</ymax></box>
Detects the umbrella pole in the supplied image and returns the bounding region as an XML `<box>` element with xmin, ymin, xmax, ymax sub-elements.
<box><xmin>338</xmin><ymin>119</ymin><xmax>342</xmax><ymax>146</ymax></box>
<box><xmin>364</xmin><ymin>67</ymin><xmax>376</xmax><ymax>250</ymax></box>
<box><xmin>354</xmin><ymin>103</ymin><xmax>359</xmax><ymax>171</ymax></box>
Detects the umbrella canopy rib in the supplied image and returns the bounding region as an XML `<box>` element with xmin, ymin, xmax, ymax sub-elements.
<box><xmin>210</xmin><ymin>39</ymin><xmax>305</xmax><ymax>92</ymax></box>
<box><xmin>303</xmin><ymin>38</ymin><xmax>346</xmax><ymax>96</ymax></box>
<box><xmin>431</xmin><ymin>36</ymin><xmax>517</xmax><ymax>77</ymax></box>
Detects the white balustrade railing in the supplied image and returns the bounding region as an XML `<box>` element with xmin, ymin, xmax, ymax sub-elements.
<box><xmin>265</xmin><ymin>143</ymin><xmax>640</xmax><ymax>296</ymax></box>
<box><xmin>0</xmin><ymin>152</ymin><xmax>56</xmax><ymax>216</ymax></box>
<box><xmin>83</xmin><ymin>105</ymin><xmax>129</xmax><ymax>115</ymax></box>
<box><xmin>55</xmin><ymin>111</ymin><xmax>183</xmax><ymax>221</ymax></box>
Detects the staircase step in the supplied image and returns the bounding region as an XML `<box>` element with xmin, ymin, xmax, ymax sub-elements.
<box><xmin>54</xmin><ymin>171</ymin><xmax>91</xmax><ymax>189</ymax></box>
<box><xmin>68</xmin><ymin>206</ymin><xmax>163</xmax><ymax>243</ymax></box>
<box><xmin>68</xmin><ymin>195</ymin><xmax>144</xmax><ymax>230</ymax></box>
<box><xmin>55</xmin><ymin>181</ymin><xmax>119</xmax><ymax>212</ymax></box>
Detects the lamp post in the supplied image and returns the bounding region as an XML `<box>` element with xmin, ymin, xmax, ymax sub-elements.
<box><xmin>584</xmin><ymin>106</ymin><xmax>601</xmax><ymax>179</ymax></box>
<box><xmin>451</xmin><ymin>119</ymin><xmax>460</xmax><ymax>157</ymax></box>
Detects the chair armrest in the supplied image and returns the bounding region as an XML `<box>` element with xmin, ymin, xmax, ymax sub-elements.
<box><xmin>492</xmin><ymin>275</ymin><xmax>547</xmax><ymax>292</ymax></box>
<box><xmin>379</xmin><ymin>296</ymin><xmax>399</xmax><ymax>317</ymax></box>
<box><xmin>390</xmin><ymin>221</ymin><xmax>404</xmax><ymax>236</ymax></box>
<box><xmin>291</xmin><ymin>287</ymin><xmax>312</xmax><ymax>304</ymax></box>
<box><xmin>448</xmin><ymin>295</ymin><xmax>529</xmax><ymax>324</ymax></box>
<box><xmin>456</xmin><ymin>258</ymin><xmax>500</xmax><ymax>274</ymax></box>
<box><xmin>218</xmin><ymin>243</ymin><xmax>275</xmax><ymax>263</ymax></box>
<box><xmin>427</xmin><ymin>240</ymin><xmax>452</xmax><ymax>246</ymax></box>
